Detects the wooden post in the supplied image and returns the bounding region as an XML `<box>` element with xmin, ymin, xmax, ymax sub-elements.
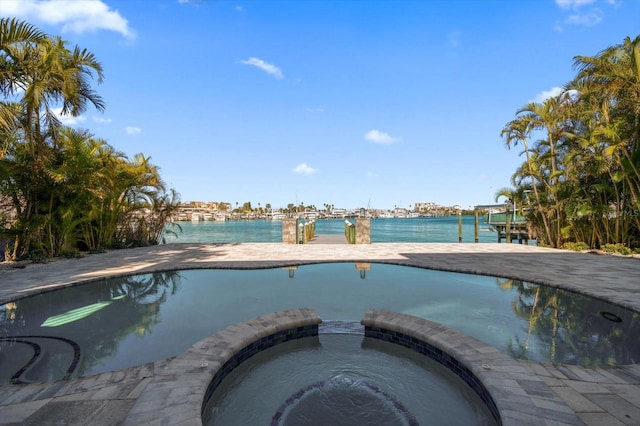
<box><xmin>457</xmin><ymin>212</ymin><xmax>462</xmax><ymax>243</ymax></box>
<box><xmin>474</xmin><ymin>211</ymin><xmax>479</xmax><ymax>243</ymax></box>
<box><xmin>505</xmin><ymin>206</ymin><xmax>512</xmax><ymax>243</ymax></box>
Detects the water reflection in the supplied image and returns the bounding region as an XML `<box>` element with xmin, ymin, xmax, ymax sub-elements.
<box><xmin>1</xmin><ymin>266</ymin><xmax>639</xmax><ymax>385</ymax></box>
<box><xmin>496</xmin><ymin>278</ymin><xmax>640</xmax><ymax>366</ymax></box>
<box><xmin>355</xmin><ymin>263</ymin><xmax>371</xmax><ymax>279</ymax></box>
<box><xmin>0</xmin><ymin>272</ymin><xmax>181</xmax><ymax>384</ymax></box>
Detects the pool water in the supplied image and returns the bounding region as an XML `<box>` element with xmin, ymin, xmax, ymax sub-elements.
<box><xmin>1</xmin><ymin>263</ymin><xmax>638</xmax><ymax>384</ymax></box>
<box><xmin>202</xmin><ymin>334</ymin><xmax>497</xmax><ymax>426</ymax></box>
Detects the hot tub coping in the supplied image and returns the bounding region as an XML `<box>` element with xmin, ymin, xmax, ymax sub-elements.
<box><xmin>121</xmin><ymin>308</ymin><xmax>321</xmax><ymax>426</ymax></box>
<box><xmin>361</xmin><ymin>309</ymin><xmax>583</xmax><ymax>426</ymax></box>
<box><xmin>123</xmin><ymin>307</ymin><xmax>584</xmax><ymax>426</ymax></box>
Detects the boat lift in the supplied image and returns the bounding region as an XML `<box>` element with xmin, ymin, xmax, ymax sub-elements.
<box><xmin>474</xmin><ymin>203</ymin><xmax>530</xmax><ymax>244</ymax></box>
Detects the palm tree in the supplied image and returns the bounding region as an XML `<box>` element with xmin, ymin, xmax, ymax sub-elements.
<box><xmin>517</xmin><ymin>96</ymin><xmax>573</xmax><ymax>247</ymax></box>
<box><xmin>500</xmin><ymin>35</ymin><xmax>640</xmax><ymax>249</ymax></box>
<box><xmin>571</xmin><ymin>35</ymin><xmax>640</xmax><ymax>245</ymax></box>
<box><xmin>1</xmin><ymin>19</ymin><xmax>180</xmax><ymax>259</ymax></box>
<box><xmin>501</xmin><ymin>117</ymin><xmax>553</xmax><ymax>243</ymax></box>
<box><xmin>0</xmin><ymin>19</ymin><xmax>105</xmax><ymax>258</ymax></box>
<box><xmin>0</xmin><ymin>18</ymin><xmax>46</xmax><ymax>137</ymax></box>
<box><xmin>10</xmin><ymin>34</ymin><xmax>104</xmax><ymax>158</ymax></box>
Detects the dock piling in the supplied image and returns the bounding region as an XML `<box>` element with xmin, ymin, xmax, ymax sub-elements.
<box><xmin>474</xmin><ymin>211</ymin><xmax>479</xmax><ymax>243</ymax></box>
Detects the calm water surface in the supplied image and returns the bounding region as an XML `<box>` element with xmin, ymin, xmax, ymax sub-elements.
<box><xmin>203</xmin><ymin>334</ymin><xmax>497</xmax><ymax>426</ymax></box>
<box><xmin>1</xmin><ymin>263</ymin><xmax>637</xmax><ymax>385</ymax></box>
<box><xmin>166</xmin><ymin>216</ymin><xmax>507</xmax><ymax>243</ymax></box>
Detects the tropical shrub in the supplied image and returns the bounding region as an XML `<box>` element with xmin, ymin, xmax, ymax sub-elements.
<box><xmin>601</xmin><ymin>244</ymin><xmax>633</xmax><ymax>256</ymax></box>
<box><xmin>561</xmin><ymin>242</ymin><xmax>590</xmax><ymax>252</ymax></box>
<box><xmin>0</xmin><ymin>18</ymin><xmax>180</xmax><ymax>261</ymax></box>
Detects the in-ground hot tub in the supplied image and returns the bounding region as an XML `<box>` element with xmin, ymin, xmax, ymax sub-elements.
<box><xmin>203</xmin><ymin>331</ymin><xmax>497</xmax><ymax>425</ymax></box>
<box><xmin>123</xmin><ymin>309</ymin><xmax>577</xmax><ymax>425</ymax></box>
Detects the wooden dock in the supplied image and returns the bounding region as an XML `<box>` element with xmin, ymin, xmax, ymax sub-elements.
<box><xmin>307</xmin><ymin>234</ymin><xmax>348</xmax><ymax>244</ymax></box>
<box><xmin>475</xmin><ymin>204</ymin><xmax>531</xmax><ymax>244</ymax></box>
<box><xmin>484</xmin><ymin>212</ymin><xmax>530</xmax><ymax>244</ymax></box>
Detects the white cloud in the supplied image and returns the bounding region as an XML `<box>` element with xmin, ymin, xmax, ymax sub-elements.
<box><xmin>52</xmin><ymin>107</ymin><xmax>86</xmax><ymax>126</ymax></box>
<box><xmin>2</xmin><ymin>0</ymin><xmax>135</xmax><ymax>39</ymax></box>
<box><xmin>235</xmin><ymin>5</ymin><xmax>244</xmax><ymax>12</ymax></box>
<box><xmin>533</xmin><ymin>87</ymin><xmax>564</xmax><ymax>103</ymax></box>
<box><xmin>93</xmin><ymin>116</ymin><xmax>112</xmax><ymax>124</ymax></box>
<box><xmin>240</xmin><ymin>57</ymin><xmax>284</xmax><ymax>79</ymax></box>
<box><xmin>564</xmin><ymin>10</ymin><xmax>603</xmax><ymax>26</ymax></box>
<box><xmin>554</xmin><ymin>0</ymin><xmax>609</xmax><ymax>30</ymax></box>
<box><xmin>555</xmin><ymin>0</ymin><xmax>597</xmax><ymax>9</ymax></box>
<box><xmin>292</xmin><ymin>163</ymin><xmax>317</xmax><ymax>175</ymax></box>
<box><xmin>364</xmin><ymin>129</ymin><xmax>401</xmax><ymax>145</ymax></box>
<box><xmin>532</xmin><ymin>87</ymin><xmax>580</xmax><ymax>104</ymax></box>
<box><xmin>125</xmin><ymin>126</ymin><xmax>141</xmax><ymax>135</ymax></box>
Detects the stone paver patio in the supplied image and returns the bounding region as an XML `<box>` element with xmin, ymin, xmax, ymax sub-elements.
<box><xmin>0</xmin><ymin>242</ymin><xmax>639</xmax><ymax>425</ymax></box>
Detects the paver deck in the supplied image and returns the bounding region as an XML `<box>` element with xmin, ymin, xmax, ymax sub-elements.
<box><xmin>1</xmin><ymin>242</ymin><xmax>639</xmax><ymax>425</ymax></box>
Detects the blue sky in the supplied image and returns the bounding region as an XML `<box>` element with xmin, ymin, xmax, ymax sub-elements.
<box><xmin>2</xmin><ymin>0</ymin><xmax>640</xmax><ymax>210</ymax></box>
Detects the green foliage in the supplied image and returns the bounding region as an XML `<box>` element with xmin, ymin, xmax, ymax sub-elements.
<box><xmin>59</xmin><ymin>249</ymin><xmax>83</xmax><ymax>259</ymax></box>
<box><xmin>601</xmin><ymin>244</ymin><xmax>633</xmax><ymax>256</ymax></box>
<box><xmin>561</xmin><ymin>241</ymin><xmax>590</xmax><ymax>252</ymax></box>
<box><xmin>0</xmin><ymin>19</ymin><xmax>181</xmax><ymax>261</ymax></box>
<box><xmin>28</xmin><ymin>248</ymin><xmax>47</xmax><ymax>263</ymax></box>
<box><xmin>501</xmin><ymin>35</ymin><xmax>640</xmax><ymax>249</ymax></box>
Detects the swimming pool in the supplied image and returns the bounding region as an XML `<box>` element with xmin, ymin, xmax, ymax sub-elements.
<box><xmin>1</xmin><ymin>263</ymin><xmax>638</xmax><ymax>385</ymax></box>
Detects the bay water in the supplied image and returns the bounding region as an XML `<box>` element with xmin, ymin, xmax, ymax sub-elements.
<box><xmin>165</xmin><ymin>216</ymin><xmax>511</xmax><ymax>244</ymax></box>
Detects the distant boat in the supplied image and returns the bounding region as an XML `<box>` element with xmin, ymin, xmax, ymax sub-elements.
<box><xmin>202</xmin><ymin>213</ymin><xmax>213</xmax><ymax>221</ymax></box>
<box><xmin>191</xmin><ymin>212</ymin><xmax>201</xmax><ymax>222</ymax></box>
<box><xmin>267</xmin><ymin>212</ymin><xmax>286</xmax><ymax>220</ymax></box>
